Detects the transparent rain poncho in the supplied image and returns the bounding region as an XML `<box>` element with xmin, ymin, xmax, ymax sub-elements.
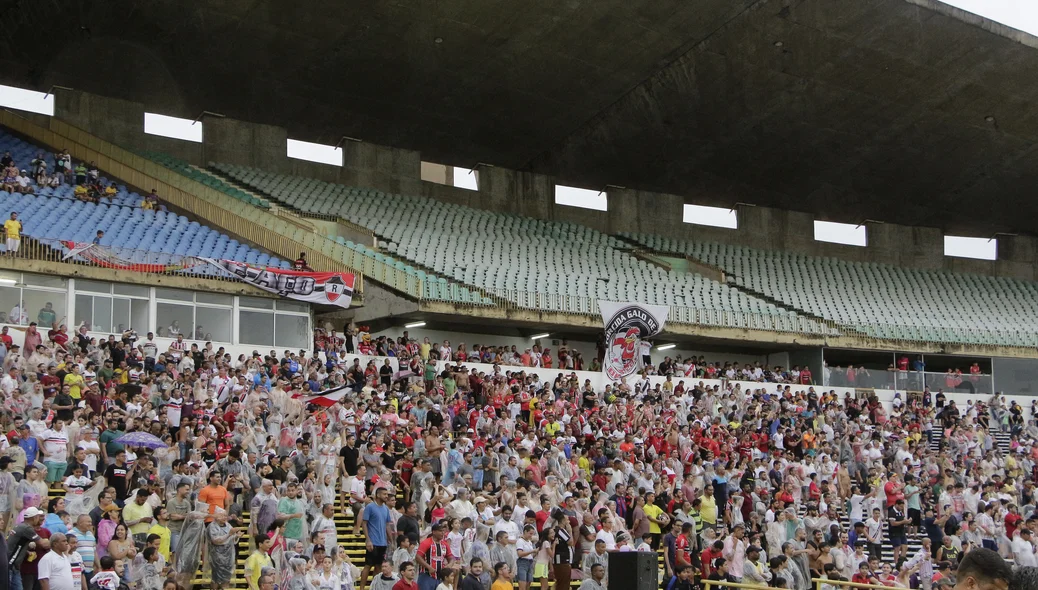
<box><xmin>173</xmin><ymin>501</ymin><xmax>210</xmax><ymax>587</ymax></box>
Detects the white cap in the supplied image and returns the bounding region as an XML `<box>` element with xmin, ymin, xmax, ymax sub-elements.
<box><xmin>23</xmin><ymin>507</ymin><xmax>44</xmax><ymax>518</ymax></box>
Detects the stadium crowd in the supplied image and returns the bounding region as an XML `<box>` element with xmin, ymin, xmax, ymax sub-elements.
<box><xmin>0</xmin><ymin>321</ymin><xmax>1030</xmax><ymax>590</ymax></box>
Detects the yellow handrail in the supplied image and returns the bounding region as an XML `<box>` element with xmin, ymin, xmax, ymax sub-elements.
<box><xmin>703</xmin><ymin>576</ymin><xmax>903</xmax><ymax>590</ymax></box>
<box><xmin>0</xmin><ymin>111</ymin><xmax>422</xmax><ymax>301</ymax></box>
<box><xmin>812</xmin><ymin>578</ymin><xmax>904</xmax><ymax>590</ymax></box>
<box><xmin>703</xmin><ymin>580</ymin><xmax>772</xmax><ymax>590</ymax></box>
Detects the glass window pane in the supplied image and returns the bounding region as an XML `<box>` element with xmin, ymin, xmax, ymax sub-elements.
<box><xmin>196</xmin><ymin>292</ymin><xmax>233</xmax><ymax>306</ymax></box>
<box><xmin>113</xmin><ymin>284</ymin><xmax>150</xmax><ymax>297</ymax></box>
<box><xmin>131</xmin><ymin>299</ymin><xmax>149</xmax><ymax>335</ymax></box>
<box><xmin>76</xmin><ymin>279</ymin><xmax>111</xmax><ymax>294</ymax></box>
<box><xmin>275</xmin><ymin>314</ymin><xmax>310</xmax><ymax>349</ymax></box>
<box><xmin>92</xmin><ymin>296</ymin><xmax>113</xmax><ymax>333</ymax></box>
<box><xmin>112</xmin><ymin>298</ymin><xmax>130</xmax><ymax>333</ymax></box>
<box><xmin>0</xmin><ymin>287</ymin><xmax>24</xmax><ymax>325</ymax></box>
<box><xmin>23</xmin><ymin>289</ymin><xmax>65</xmax><ymax>328</ymax></box>
<box><xmin>239</xmin><ymin>310</ymin><xmax>273</xmax><ymax>346</ymax></box>
<box><xmin>196</xmin><ymin>307</ymin><xmax>232</xmax><ymax>343</ymax></box>
<box><xmin>155</xmin><ymin>287</ymin><xmax>193</xmax><ymax>302</ymax></box>
<box><xmin>23</xmin><ymin>273</ymin><xmax>66</xmax><ymax>289</ymax></box>
<box><xmin>75</xmin><ymin>295</ymin><xmax>93</xmax><ymax>330</ymax></box>
<box><xmin>0</xmin><ymin>271</ymin><xmax>20</xmax><ymax>284</ymax></box>
<box><xmin>156</xmin><ymin>302</ymin><xmax>193</xmax><ymax>338</ymax></box>
<box><xmin>239</xmin><ymin>296</ymin><xmax>274</xmax><ymax>310</ymax></box>
<box><xmin>275</xmin><ymin>300</ymin><xmax>308</xmax><ymax>313</ymax></box>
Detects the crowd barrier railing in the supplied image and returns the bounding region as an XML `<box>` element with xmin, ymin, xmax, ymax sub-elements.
<box><xmin>478</xmin><ymin>288</ymin><xmax>843</xmax><ymax>335</ymax></box>
<box><xmin>16</xmin><ymin>237</ymin><xmax>257</xmax><ymax>282</ymax></box>
<box><xmin>704</xmin><ymin>578</ymin><xmax>903</xmax><ymax>590</ymax></box>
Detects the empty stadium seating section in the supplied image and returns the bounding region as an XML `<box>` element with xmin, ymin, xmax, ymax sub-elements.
<box><xmin>623</xmin><ymin>233</ymin><xmax>1038</xmax><ymax>347</ymax></box>
<box><xmin>210</xmin><ymin>162</ymin><xmax>833</xmax><ymax>334</ymax></box>
<box><xmin>0</xmin><ymin>131</ymin><xmax>285</xmax><ymax>273</ymax></box>
<box><xmin>10</xmin><ymin>120</ymin><xmax>1028</xmax><ymax>347</ymax></box>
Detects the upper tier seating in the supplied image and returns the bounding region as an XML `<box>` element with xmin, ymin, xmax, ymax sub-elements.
<box><xmin>2</xmin><ymin>191</ymin><xmax>286</xmax><ymax>275</ymax></box>
<box><xmin>2</xmin><ymin>132</ymin><xmax>151</xmax><ymax>208</ymax></box>
<box><xmin>211</xmin><ymin>163</ymin><xmax>833</xmax><ymax>334</ymax></box>
<box><xmin>139</xmin><ymin>153</ymin><xmax>491</xmax><ymax>304</ymax></box>
<box><xmin>623</xmin><ymin>233</ymin><xmax>1038</xmax><ymax>347</ymax></box>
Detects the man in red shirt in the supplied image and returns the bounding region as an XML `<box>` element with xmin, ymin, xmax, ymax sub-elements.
<box><xmin>393</xmin><ymin>562</ymin><xmax>419</xmax><ymax>590</ymax></box>
<box><xmin>48</xmin><ymin>323</ymin><xmax>69</xmax><ymax>351</ymax></box>
<box><xmin>1005</xmin><ymin>504</ymin><xmax>1024</xmax><ymax>538</ymax></box>
<box><xmin>675</xmin><ymin>522</ymin><xmax>694</xmax><ymax>569</ymax></box>
<box><xmin>700</xmin><ymin>538</ymin><xmax>724</xmax><ymax>578</ymax></box>
<box><xmin>416</xmin><ymin>522</ymin><xmax>453</xmax><ymax>583</ymax></box>
<box><xmin>40</xmin><ymin>363</ymin><xmax>60</xmax><ymax>399</ymax></box>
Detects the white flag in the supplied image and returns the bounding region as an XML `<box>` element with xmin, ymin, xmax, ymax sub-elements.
<box><xmin>598</xmin><ymin>300</ymin><xmax>669</xmax><ymax>381</ymax></box>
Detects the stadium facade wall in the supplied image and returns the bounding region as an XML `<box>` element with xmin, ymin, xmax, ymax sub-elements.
<box><xmin>47</xmin><ymin>90</ymin><xmax>1038</xmax><ymax>281</ymax></box>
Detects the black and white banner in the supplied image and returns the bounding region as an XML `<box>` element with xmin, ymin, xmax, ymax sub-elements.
<box><xmin>599</xmin><ymin>300</ymin><xmax>670</xmax><ymax>381</ymax></box>
<box><xmin>201</xmin><ymin>259</ymin><xmax>355</xmax><ymax>308</ymax></box>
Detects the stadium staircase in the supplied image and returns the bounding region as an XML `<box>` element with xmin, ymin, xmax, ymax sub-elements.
<box><xmin>994</xmin><ymin>428</ymin><xmax>1012</xmax><ymax>454</ymax></box>
<box><xmin>929</xmin><ymin>423</ymin><xmax>1011</xmax><ymax>455</ymax></box>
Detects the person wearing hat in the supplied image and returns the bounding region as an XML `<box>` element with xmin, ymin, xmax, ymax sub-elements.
<box><xmin>9</xmin><ymin>506</ymin><xmax>48</xmax><ymax>590</ymax></box>
<box><xmin>743</xmin><ymin>545</ymin><xmax>771</xmax><ymax>584</ymax></box>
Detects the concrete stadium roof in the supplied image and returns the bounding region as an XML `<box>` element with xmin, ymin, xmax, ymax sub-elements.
<box><xmin>3</xmin><ymin>0</ymin><xmax>1038</xmax><ymax>235</ymax></box>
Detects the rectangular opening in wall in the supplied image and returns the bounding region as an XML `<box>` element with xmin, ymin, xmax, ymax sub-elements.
<box><xmin>286</xmin><ymin>138</ymin><xmax>343</xmax><ymax>167</ymax></box>
<box><xmin>453</xmin><ymin>167</ymin><xmax>478</xmax><ymax>191</ymax></box>
<box><xmin>0</xmin><ymin>84</ymin><xmax>54</xmax><ymax>116</ymax></box>
<box><xmin>420</xmin><ymin>162</ymin><xmax>449</xmax><ymax>185</ymax></box>
<box><xmin>944</xmin><ymin>235</ymin><xmax>996</xmax><ymax>260</ymax></box>
<box><xmin>813</xmin><ymin>220</ymin><xmax>866</xmax><ymax>247</ymax></box>
<box><xmin>683</xmin><ymin>204</ymin><xmax>738</xmax><ymax>229</ymax></box>
<box><xmin>143</xmin><ymin>113</ymin><xmax>203</xmax><ymax>143</ymax></box>
<box><xmin>555</xmin><ymin>184</ymin><xmax>607</xmax><ymax>211</ymax></box>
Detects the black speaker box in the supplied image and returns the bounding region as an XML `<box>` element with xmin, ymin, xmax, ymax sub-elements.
<box><xmin>608</xmin><ymin>550</ymin><xmax>659</xmax><ymax>590</ymax></box>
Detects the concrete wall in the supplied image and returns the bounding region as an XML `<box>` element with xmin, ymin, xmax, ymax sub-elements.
<box><xmin>45</xmin><ymin>89</ymin><xmax>1038</xmax><ymax>281</ymax></box>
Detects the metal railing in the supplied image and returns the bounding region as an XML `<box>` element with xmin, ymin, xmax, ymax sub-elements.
<box><xmin>0</xmin><ymin>237</ymin><xmax>252</xmax><ymax>284</ymax></box>
<box><xmin>703</xmin><ymin>578</ymin><xmax>902</xmax><ymax>590</ymax></box>
<box><xmin>0</xmin><ymin>110</ymin><xmax>427</xmax><ymax>301</ymax></box>
<box><xmin>824</xmin><ymin>367</ymin><xmax>994</xmax><ymax>394</ymax></box>
<box><xmin>474</xmin><ymin>288</ymin><xmax>843</xmax><ymax>334</ymax></box>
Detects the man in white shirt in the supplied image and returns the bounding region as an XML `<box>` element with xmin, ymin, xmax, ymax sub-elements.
<box><xmin>38</xmin><ymin>533</ymin><xmax>75</xmax><ymax>590</ymax></box>
<box><xmin>865</xmin><ymin>508</ymin><xmax>884</xmax><ymax>561</ymax></box>
<box><xmin>1013</xmin><ymin>529</ymin><xmax>1038</xmax><ymax>567</ymax></box>
<box><xmin>595</xmin><ymin>518</ymin><xmax>617</xmax><ymax>550</ymax></box>
<box><xmin>0</xmin><ymin>366</ymin><xmax>18</xmax><ymax>395</ymax></box>
<box><xmin>493</xmin><ymin>506</ymin><xmax>520</xmax><ymax>541</ymax></box>
<box><xmin>638</xmin><ymin>339</ymin><xmax>652</xmax><ymax>366</ymax></box>
<box><xmin>39</xmin><ymin>420</ymin><xmax>70</xmax><ymax>484</ymax></box>
<box><xmin>9</xmin><ymin>302</ymin><xmax>27</xmax><ymax>325</ymax></box>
